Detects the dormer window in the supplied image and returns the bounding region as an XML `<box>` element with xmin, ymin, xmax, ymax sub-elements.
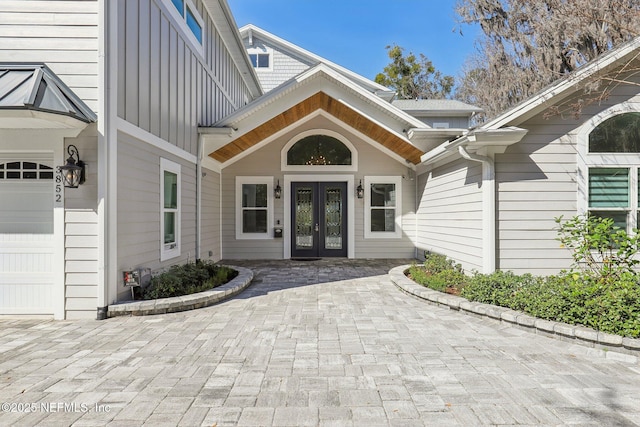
<box><xmin>249</xmin><ymin>53</ymin><xmax>270</xmax><ymax>68</ymax></box>
<box><xmin>247</xmin><ymin>47</ymin><xmax>272</xmax><ymax>70</ymax></box>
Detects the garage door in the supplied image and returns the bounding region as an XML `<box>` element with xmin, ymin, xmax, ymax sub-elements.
<box><xmin>0</xmin><ymin>158</ymin><xmax>56</xmax><ymax>315</ymax></box>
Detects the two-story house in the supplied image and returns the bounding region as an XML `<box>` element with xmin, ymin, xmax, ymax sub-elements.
<box><xmin>2</xmin><ymin>0</ymin><xmax>639</xmax><ymax>320</ymax></box>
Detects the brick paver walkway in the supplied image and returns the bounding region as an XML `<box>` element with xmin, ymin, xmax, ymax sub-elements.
<box><xmin>1</xmin><ymin>259</ymin><xmax>639</xmax><ymax>426</ymax></box>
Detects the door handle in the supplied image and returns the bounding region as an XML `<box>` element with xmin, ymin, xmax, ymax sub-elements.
<box><xmin>314</xmin><ymin>223</ymin><xmax>319</xmax><ymax>232</ymax></box>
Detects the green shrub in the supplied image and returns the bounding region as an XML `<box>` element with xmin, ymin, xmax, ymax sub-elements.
<box><xmin>555</xmin><ymin>214</ymin><xmax>640</xmax><ymax>281</ymax></box>
<box><xmin>408</xmin><ymin>252</ymin><xmax>467</xmax><ymax>293</ymax></box>
<box><xmin>142</xmin><ymin>261</ymin><xmax>238</xmax><ymax>300</ymax></box>
<box><xmin>461</xmin><ymin>271</ymin><xmax>537</xmax><ymax>310</ymax></box>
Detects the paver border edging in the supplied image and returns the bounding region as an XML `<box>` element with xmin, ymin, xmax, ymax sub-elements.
<box><xmin>389</xmin><ymin>265</ymin><xmax>640</xmax><ymax>360</ymax></box>
<box><xmin>106</xmin><ymin>266</ymin><xmax>253</xmax><ymax>318</ymax></box>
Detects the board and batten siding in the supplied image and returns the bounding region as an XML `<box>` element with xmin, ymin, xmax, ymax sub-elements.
<box><xmin>416</xmin><ymin>158</ymin><xmax>483</xmax><ymax>272</ymax></box>
<box><xmin>116</xmin><ymin>131</ymin><xmax>197</xmax><ymax>301</ymax></box>
<box><xmin>221</xmin><ymin>114</ymin><xmax>416</xmax><ymax>259</ymax></box>
<box><xmin>0</xmin><ymin>0</ymin><xmax>99</xmax><ymax>112</ymax></box>
<box><xmin>245</xmin><ymin>35</ymin><xmax>314</xmax><ymax>93</ymax></box>
<box><xmin>117</xmin><ymin>0</ymin><xmax>253</xmax><ymax>157</ymax></box>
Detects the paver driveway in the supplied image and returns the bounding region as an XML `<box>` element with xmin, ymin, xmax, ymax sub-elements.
<box><xmin>1</xmin><ymin>259</ymin><xmax>640</xmax><ymax>426</ymax></box>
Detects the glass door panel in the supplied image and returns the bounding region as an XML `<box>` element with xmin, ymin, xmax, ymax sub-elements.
<box><xmin>294</xmin><ymin>185</ymin><xmax>315</xmax><ymax>251</ymax></box>
<box><xmin>291</xmin><ymin>181</ymin><xmax>347</xmax><ymax>258</ymax></box>
<box><xmin>324</xmin><ymin>186</ymin><xmax>343</xmax><ymax>250</ymax></box>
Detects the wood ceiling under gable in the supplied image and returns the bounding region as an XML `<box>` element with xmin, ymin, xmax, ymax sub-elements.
<box><xmin>209</xmin><ymin>92</ymin><xmax>425</xmax><ymax>164</ymax></box>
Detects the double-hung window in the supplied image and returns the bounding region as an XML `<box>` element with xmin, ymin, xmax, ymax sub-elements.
<box><xmin>161</xmin><ymin>158</ymin><xmax>181</xmax><ymax>260</ymax></box>
<box><xmin>364</xmin><ymin>176</ymin><xmax>402</xmax><ymax>239</ymax></box>
<box><xmin>585</xmin><ymin>112</ymin><xmax>640</xmax><ymax>232</ymax></box>
<box><xmin>236</xmin><ymin>176</ymin><xmax>273</xmax><ymax>239</ymax></box>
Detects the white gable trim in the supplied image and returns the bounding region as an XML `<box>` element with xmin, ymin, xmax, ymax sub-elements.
<box><xmin>215</xmin><ymin>64</ymin><xmax>426</xmax><ymax>131</ymax></box>
<box><xmin>484</xmin><ymin>37</ymin><xmax>640</xmax><ymax>129</ymax></box>
<box><xmin>218</xmin><ymin>109</ymin><xmax>415</xmax><ymax>169</ymax></box>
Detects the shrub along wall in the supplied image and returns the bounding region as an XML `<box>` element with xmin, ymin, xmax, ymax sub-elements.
<box><xmin>408</xmin><ymin>215</ymin><xmax>640</xmax><ymax>338</ymax></box>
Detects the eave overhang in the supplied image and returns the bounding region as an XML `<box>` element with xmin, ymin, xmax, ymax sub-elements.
<box><xmin>200</xmin><ymin>91</ymin><xmax>425</xmax><ymax>165</ymax></box>
<box><xmin>420</xmin><ymin>127</ymin><xmax>528</xmax><ymax>165</ymax></box>
<box><xmin>202</xmin><ymin>1</ymin><xmax>262</xmax><ymax>100</ymax></box>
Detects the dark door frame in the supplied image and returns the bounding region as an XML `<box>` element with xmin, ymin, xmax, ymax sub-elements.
<box><xmin>283</xmin><ymin>175</ymin><xmax>355</xmax><ymax>259</ymax></box>
<box><xmin>290</xmin><ymin>181</ymin><xmax>348</xmax><ymax>258</ymax></box>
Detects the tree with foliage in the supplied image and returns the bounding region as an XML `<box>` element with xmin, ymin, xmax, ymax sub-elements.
<box><xmin>455</xmin><ymin>0</ymin><xmax>640</xmax><ymax>121</ymax></box>
<box><xmin>375</xmin><ymin>44</ymin><xmax>454</xmax><ymax>99</ymax></box>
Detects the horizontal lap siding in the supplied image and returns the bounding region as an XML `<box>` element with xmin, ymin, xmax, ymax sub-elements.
<box><xmin>201</xmin><ymin>169</ymin><xmax>221</xmax><ymax>261</ymax></box>
<box><xmin>118</xmin><ymin>0</ymin><xmax>253</xmax><ymax>156</ymax></box>
<box><xmin>64</xmin><ymin>126</ymin><xmax>99</xmax><ymax>319</ymax></box>
<box><xmin>116</xmin><ymin>132</ymin><xmax>197</xmax><ymax>301</ymax></box>
<box><xmin>496</xmin><ymin>80</ymin><xmax>640</xmax><ymax>275</ymax></box>
<box><xmin>416</xmin><ymin>158</ymin><xmax>483</xmax><ymax>272</ymax></box>
<box><xmin>0</xmin><ymin>1</ymin><xmax>99</xmax><ymax>111</ymax></box>
<box><xmin>496</xmin><ymin>119</ymin><xmax>579</xmax><ymax>275</ymax></box>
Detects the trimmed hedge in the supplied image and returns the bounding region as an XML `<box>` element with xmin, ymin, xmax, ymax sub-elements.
<box><xmin>142</xmin><ymin>261</ymin><xmax>238</xmax><ymax>300</ymax></box>
<box><xmin>409</xmin><ymin>253</ymin><xmax>640</xmax><ymax>338</ymax></box>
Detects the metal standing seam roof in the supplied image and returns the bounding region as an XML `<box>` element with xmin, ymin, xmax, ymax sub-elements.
<box><xmin>0</xmin><ymin>63</ymin><xmax>96</xmax><ymax>123</ymax></box>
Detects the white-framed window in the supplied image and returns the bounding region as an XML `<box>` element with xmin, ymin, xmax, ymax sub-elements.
<box><xmin>581</xmin><ymin>111</ymin><xmax>640</xmax><ymax>233</ymax></box>
<box><xmin>165</xmin><ymin>0</ymin><xmax>204</xmax><ymax>46</ymax></box>
<box><xmin>364</xmin><ymin>176</ymin><xmax>402</xmax><ymax>239</ymax></box>
<box><xmin>236</xmin><ymin>176</ymin><xmax>273</xmax><ymax>240</ymax></box>
<box><xmin>160</xmin><ymin>158</ymin><xmax>181</xmax><ymax>261</ymax></box>
<box><xmin>247</xmin><ymin>47</ymin><xmax>272</xmax><ymax>70</ymax></box>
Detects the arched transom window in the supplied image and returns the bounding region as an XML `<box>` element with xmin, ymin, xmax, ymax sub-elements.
<box><xmin>583</xmin><ymin>112</ymin><xmax>640</xmax><ymax>232</ymax></box>
<box><xmin>287</xmin><ymin>134</ymin><xmax>352</xmax><ymax>166</ymax></box>
<box><xmin>589</xmin><ymin>112</ymin><xmax>640</xmax><ymax>153</ymax></box>
<box><xmin>282</xmin><ymin>130</ymin><xmax>357</xmax><ymax>172</ymax></box>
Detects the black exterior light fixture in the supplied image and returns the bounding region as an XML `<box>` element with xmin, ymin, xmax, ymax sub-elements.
<box><xmin>274</xmin><ymin>179</ymin><xmax>282</xmax><ymax>199</ymax></box>
<box><xmin>59</xmin><ymin>144</ymin><xmax>85</xmax><ymax>188</ymax></box>
<box><xmin>356</xmin><ymin>179</ymin><xmax>364</xmax><ymax>199</ymax></box>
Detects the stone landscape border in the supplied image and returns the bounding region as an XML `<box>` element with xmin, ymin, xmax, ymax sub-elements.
<box><xmin>107</xmin><ymin>266</ymin><xmax>253</xmax><ymax>317</ymax></box>
<box><xmin>389</xmin><ymin>265</ymin><xmax>640</xmax><ymax>361</ymax></box>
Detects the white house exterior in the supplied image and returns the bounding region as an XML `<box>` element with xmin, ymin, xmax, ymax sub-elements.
<box><xmin>1</xmin><ymin>1</ymin><xmax>639</xmax><ymax>320</ymax></box>
<box><xmin>0</xmin><ymin>0</ymin><xmax>261</xmax><ymax>319</ymax></box>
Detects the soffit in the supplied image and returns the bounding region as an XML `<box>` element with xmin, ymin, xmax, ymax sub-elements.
<box><xmin>209</xmin><ymin>91</ymin><xmax>425</xmax><ymax>164</ymax></box>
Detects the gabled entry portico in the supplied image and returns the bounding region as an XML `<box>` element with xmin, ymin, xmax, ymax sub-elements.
<box><xmin>201</xmin><ymin>64</ymin><xmax>430</xmax><ymax>260</ymax></box>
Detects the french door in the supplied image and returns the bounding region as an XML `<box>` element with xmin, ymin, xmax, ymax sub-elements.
<box><xmin>291</xmin><ymin>182</ymin><xmax>347</xmax><ymax>258</ymax></box>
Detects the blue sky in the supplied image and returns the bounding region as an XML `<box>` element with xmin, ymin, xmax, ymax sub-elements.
<box><xmin>228</xmin><ymin>0</ymin><xmax>480</xmax><ymax>82</ymax></box>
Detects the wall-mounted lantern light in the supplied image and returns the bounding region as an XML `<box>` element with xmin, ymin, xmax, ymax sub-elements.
<box><xmin>356</xmin><ymin>179</ymin><xmax>364</xmax><ymax>199</ymax></box>
<box><xmin>59</xmin><ymin>144</ymin><xmax>85</xmax><ymax>188</ymax></box>
<box><xmin>274</xmin><ymin>179</ymin><xmax>282</xmax><ymax>199</ymax></box>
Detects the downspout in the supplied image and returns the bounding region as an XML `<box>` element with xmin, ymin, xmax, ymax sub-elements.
<box><xmin>96</xmin><ymin>0</ymin><xmax>109</xmax><ymax>320</ymax></box>
<box><xmin>458</xmin><ymin>146</ymin><xmax>496</xmax><ymax>274</ymax></box>
<box><xmin>196</xmin><ymin>136</ymin><xmax>203</xmax><ymax>260</ymax></box>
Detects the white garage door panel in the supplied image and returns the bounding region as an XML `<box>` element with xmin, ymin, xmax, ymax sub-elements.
<box><xmin>0</xmin><ymin>235</ymin><xmax>55</xmax><ymax>315</ymax></box>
